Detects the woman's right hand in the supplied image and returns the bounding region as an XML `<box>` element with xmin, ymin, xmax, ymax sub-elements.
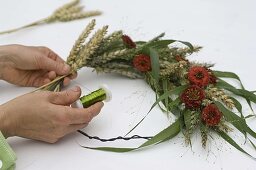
<box><xmin>0</xmin><ymin>86</ymin><xmax>104</xmax><ymax>143</ymax></box>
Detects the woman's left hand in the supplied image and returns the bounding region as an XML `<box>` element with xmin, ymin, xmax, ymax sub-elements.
<box><xmin>0</xmin><ymin>44</ymin><xmax>76</xmax><ymax>87</ymax></box>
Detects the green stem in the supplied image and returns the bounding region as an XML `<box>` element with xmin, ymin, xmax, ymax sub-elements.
<box><xmin>0</xmin><ymin>18</ymin><xmax>47</xmax><ymax>35</ymax></box>
<box><xmin>31</xmin><ymin>74</ymin><xmax>69</xmax><ymax>93</ymax></box>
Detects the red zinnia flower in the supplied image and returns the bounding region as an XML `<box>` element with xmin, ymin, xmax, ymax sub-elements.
<box><xmin>181</xmin><ymin>85</ymin><xmax>205</xmax><ymax>109</ymax></box>
<box><xmin>201</xmin><ymin>104</ymin><xmax>222</xmax><ymax>126</ymax></box>
<box><xmin>122</xmin><ymin>35</ymin><xmax>136</xmax><ymax>48</ymax></box>
<box><xmin>133</xmin><ymin>54</ymin><xmax>151</xmax><ymax>72</ymax></box>
<box><xmin>188</xmin><ymin>66</ymin><xmax>210</xmax><ymax>87</ymax></box>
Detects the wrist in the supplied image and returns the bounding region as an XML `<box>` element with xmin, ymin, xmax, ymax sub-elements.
<box><xmin>0</xmin><ymin>45</ymin><xmax>17</xmax><ymax>80</ymax></box>
<box><xmin>0</xmin><ymin>46</ymin><xmax>9</xmax><ymax>79</ymax></box>
<box><xmin>0</xmin><ymin>105</ymin><xmax>13</xmax><ymax>138</ymax></box>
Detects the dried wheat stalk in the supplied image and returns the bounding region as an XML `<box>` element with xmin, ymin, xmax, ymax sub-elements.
<box><xmin>0</xmin><ymin>0</ymin><xmax>101</xmax><ymax>35</ymax></box>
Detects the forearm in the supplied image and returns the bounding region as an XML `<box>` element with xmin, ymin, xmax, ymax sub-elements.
<box><xmin>0</xmin><ymin>105</ymin><xmax>13</xmax><ymax>139</ymax></box>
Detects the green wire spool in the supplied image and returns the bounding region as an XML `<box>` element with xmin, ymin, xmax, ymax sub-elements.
<box><xmin>71</xmin><ymin>84</ymin><xmax>112</xmax><ymax>108</ymax></box>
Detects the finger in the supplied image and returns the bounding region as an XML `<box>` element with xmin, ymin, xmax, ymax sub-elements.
<box><xmin>40</xmin><ymin>57</ymin><xmax>70</xmax><ymax>75</ymax></box>
<box><xmin>34</xmin><ymin>77</ymin><xmax>51</xmax><ymax>87</ymax></box>
<box><xmin>38</xmin><ymin>46</ymin><xmax>62</xmax><ymax>62</ymax></box>
<box><xmin>29</xmin><ymin>71</ymin><xmax>51</xmax><ymax>87</ymax></box>
<box><xmin>49</xmin><ymin>86</ymin><xmax>81</xmax><ymax>105</ymax></box>
<box><xmin>66</xmin><ymin>102</ymin><xmax>104</xmax><ymax>124</ymax></box>
<box><xmin>37</xmin><ymin>47</ymin><xmax>70</xmax><ymax>75</ymax></box>
<box><xmin>66</xmin><ymin>123</ymin><xmax>88</xmax><ymax>134</ymax></box>
<box><xmin>48</xmin><ymin>71</ymin><xmax>57</xmax><ymax>80</ymax></box>
<box><xmin>43</xmin><ymin>78</ymin><xmax>51</xmax><ymax>85</ymax></box>
<box><xmin>63</xmin><ymin>77</ymin><xmax>71</xmax><ymax>86</ymax></box>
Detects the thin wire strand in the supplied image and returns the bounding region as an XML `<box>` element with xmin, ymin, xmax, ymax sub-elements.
<box><xmin>77</xmin><ymin>130</ymin><xmax>152</xmax><ymax>142</ymax></box>
<box><xmin>74</xmin><ymin>80</ymin><xmax>153</xmax><ymax>142</ymax></box>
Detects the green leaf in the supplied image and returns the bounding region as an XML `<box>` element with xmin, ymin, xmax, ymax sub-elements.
<box><xmin>168</xmin><ymin>98</ymin><xmax>181</xmax><ymax>112</ymax></box>
<box><xmin>149</xmin><ymin>85</ymin><xmax>186</xmax><ymax>114</ymax></box>
<box><xmin>135</xmin><ymin>41</ymin><xmax>146</xmax><ymax>45</ymax></box>
<box><xmin>149</xmin><ymin>48</ymin><xmax>160</xmax><ymax>82</ymax></box>
<box><xmin>245</xmin><ymin>115</ymin><xmax>256</xmax><ymax>119</ymax></box>
<box><xmin>146</xmin><ymin>40</ymin><xmax>176</xmax><ymax>49</ymax></box>
<box><xmin>229</xmin><ymin>97</ymin><xmax>242</xmax><ymax>114</ymax></box>
<box><xmin>140</xmin><ymin>118</ymin><xmax>181</xmax><ymax>147</ymax></box>
<box><xmin>228</xmin><ymin>97</ymin><xmax>247</xmax><ymax>140</ymax></box>
<box><xmin>214</xmin><ymin>101</ymin><xmax>246</xmax><ymax>135</ymax></box>
<box><xmin>163</xmin><ymin>79</ymin><xmax>169</xmax><ymax>112</ymax></box>
<box><xmin>125</xmin><ymin>85</ymin><xmax>187</xmax><ymax>136</ymax></box>
<box><xmin>216</xmin><ymin>79</ymin><xmax>240</xmax><ymax>93</ymax></box>
<box><xmin>216</xmin><ymin>79</ymin><xmax>255</xmax><ymax>111</ymax></box>
<box><xmin>81</xmin><ymin>146</ymin><xmax>134</xmax><ymax>153</ymax></box>
<box><xmin>82</xmin><ymin>118</ymin><xmax>181</xmax><ymax>152</ymax></box>
<box><xmin>238</xmin><ymin>89</ymin><xmax>256</xmax><ymax>104</ymax></box>
<box><xmin>177</xmin><ymin>40</ymin><xmax>194</xmax><ymax>50</ymax></box>
<box><xmin>183</xmin><ymin>109</ymin><xmax>191</xmax><ymax>129</ymax></box>
<box><xmin>217</xmin><ymin>130</ymin><xmax>255</xmax><ymax>159</ymax></box>
<box><xmin>215</xmin><ymin>74</ymin><xmax>255</xmax><ymax>111</ymax></box>
<box><xmin>213</xmin><ymin>70</ymin><xmax>245</xmax><ymax>89</ymax></box>
<box><xmin>142</xmin><ymin>38</ymin><xmax>193</xmax><ymax>50</ymax></box>
<box><xmin>215</xmin><ymin>101</ymin><xmax>256</xmax><ymax>139</ymax></box>
<box><xmin>214</xmin><ymin>70</ymin><xmax>241</xmax><ymax>81</ymax></box>
<box><xmin>249</xmin><ymin>138</ymin><xmax>256</xmax><ymax>151</ymax></box>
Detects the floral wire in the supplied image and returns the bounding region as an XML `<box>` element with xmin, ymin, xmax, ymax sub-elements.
<box><xmin>77</xmin><ymin>130</ymin><xmax>152</xmax><ymax>142</ymax></box>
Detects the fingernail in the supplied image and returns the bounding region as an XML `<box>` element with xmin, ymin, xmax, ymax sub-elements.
<box><xmin>63</xmin><ymin>64</ymin><xmax>70</xmax><ymax>73</ymax></box>
<box><xmin>71</xmin><ymin>86</ymin><xmax>80</xmax><ymax>92</ymax></box>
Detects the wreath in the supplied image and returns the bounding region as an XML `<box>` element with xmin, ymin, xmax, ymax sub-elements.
<box><xmin>34</xmin><ymin>19</ymin><xmax>256</xmax><ymax>158</ymax></box>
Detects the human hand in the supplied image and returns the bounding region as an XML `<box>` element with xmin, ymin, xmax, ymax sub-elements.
<box><xmin>0</xmin><ymin>44</ymin><xmax>76</xmax><ymax>87</ymax></box>
<box><xmin>0</xmin><ymin>86</ymin><xmax>104</xmax><ymax>143</ymax></box>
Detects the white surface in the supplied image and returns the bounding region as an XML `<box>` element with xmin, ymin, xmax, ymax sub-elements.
<box><xmin>0</xmin><ymin>0</ymin><xmax>256</xmax><ymax>170</ymax></box>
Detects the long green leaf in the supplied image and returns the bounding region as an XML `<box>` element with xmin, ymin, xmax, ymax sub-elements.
<box><xmin>178</xmin><ymin>40</ymin><xmax>194</xmax><ymax>50</ymax></box>
<box><xmin>163</xmin><ymin>79</ymin><xmax>169</xmax><ymax>112</ymax></box>
<box><xmin>216</xmin><ymin>79</ymin><xmax>255</xmax><ymax>111</ymax></box>
<box><xmin>80</xmin><ymin>146</ymin><xmax>134</xmax><ymax>152</ymax></box>
<box><xmin>229</xmin><ymin>97</ymin><xmax>242</xmax><ymax>114</ymax></box>
<box><xmin>213</xmin><ymin>70</ymin><xmax>245</xmax><ymax>89</ymax></box>
<box><xmin>245</xmin><ymin>115</ymin><xmax>256</xmax><ymax>119</ymax></box>
<box><xmin>143</xmin><ymin>39</ymin><xmax>193</xmax><ymax>50</ymax></box>
<box><xmin>238</xmin><ymin>89</ymin><xmax>256</xmax><ymax>104</ymax></box>
<box><xmin>82</xmin><ymin>118</ymin><xmax>181</xmax><ymax>152</ymax></box>
<box><xmin>148</xmin><ymin>85</ymin><xmax>186</xmax><ymax>114</ymax></box>
<box><xmin>217</xmin><ymin>130</ymin><xmax>255</xmax><ymax>159</ymax></box>
<box><xmin>149</xmin><ymin>48</ymin><xmax>160</xmax><ymax>82</ymax></box>
<box><xmin>249</xmin><ymin>138</ymin><xmax>256</xmax><ymax>151</ymax></box>
<box><xmin>216</xmin><ymin>79</ymin><xmax>241</xmax><ymax>94</ymax></box>
<box><xmin>140</xmin><ymin>118</ymin><xmax>181</xmax><ymax>147</ymax></box>
<box><xmin>229</xmin><ymin>97</ymin><xmax>247</xmax><ymax>139</ymax></box>
<box><xmin>183</xmin><ymin>109</ymin><xmax>191</xmax><ymax>129</ymax></box>
<box><xmin>169</xmin><ymin>98</ymin><xmax>181</xmax><ymax>112</ymax></box>
<box><xmin>125</xmin><ymin>85</ymin><xmax>187</xmax><ymax>136</ymax></box>
<box><xmin>215</xmin><ymin>101</ymin><xmax>246</xmax><ymax>135</ymax></box>
<box><xmin>215</xmin><ymin>101</ymin><xmax>256</xmax><ymax>139</ymax></box>
<box><xmin>146</xmin><ymin>40</ymin><xmax>176</xmax><ymax>49</ymax></box>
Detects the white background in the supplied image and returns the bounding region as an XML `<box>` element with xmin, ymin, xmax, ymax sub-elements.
<box><xmin>0</xmin><ymin>0</ymin><xmax>256</xmax><ymax>170</ymax></box>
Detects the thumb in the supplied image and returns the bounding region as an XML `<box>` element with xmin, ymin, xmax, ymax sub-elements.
<box><xmin>40</xmin><ymin>56</ymin><xmax>70</xmax><ymax>75</ymax></box>
<box><xmin>49</xmin><ymin>86</ymin><xmax>81</xmax><ymax>105</ymax></box>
